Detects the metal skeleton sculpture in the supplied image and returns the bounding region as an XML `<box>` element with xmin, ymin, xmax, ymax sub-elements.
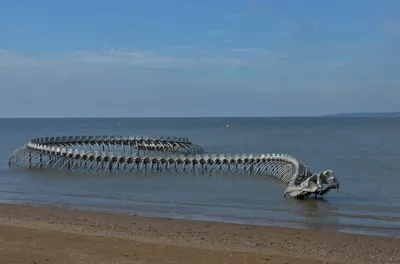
<box><xmin>9</xmin><ymin>135</ymin><xmax>340</xmax><ymax>199</ymax></box>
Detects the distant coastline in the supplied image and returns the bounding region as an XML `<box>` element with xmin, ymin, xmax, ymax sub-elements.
<box><xmin>1</xmin><ymin>113</ymin><xmax>400</xmax><ymax>118</ymax></box>
<box><xmin>322</xmin><ymin>112</ymin><xmax>400</xmax><ymax>117</ymax></box>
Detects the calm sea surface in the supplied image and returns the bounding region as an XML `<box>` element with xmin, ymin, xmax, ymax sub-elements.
<box><xmin>0</xmin><ymin>117</ymin><xmax>399</xmax><ymax>237</ymax></box>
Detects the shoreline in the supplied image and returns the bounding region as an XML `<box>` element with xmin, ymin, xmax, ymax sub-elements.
<box><xmin>3</xmin><ymin>200</ymin><xmax>400</xmax><ymax>239</ymax></box>
<box><xmin>0</xmin><ymin>203</ymin><xmax>398</xmax><ymax>263</ymax></box>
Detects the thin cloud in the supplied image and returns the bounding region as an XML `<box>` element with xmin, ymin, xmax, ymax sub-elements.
<box><xmin>164</xmin><ymin>44</ymin><xmax>197</xmax><ymax>50</ymax></box>
<box><xmin>228</xmin><ymin>48</ymin><xmax>288</xmax><ymax>59</ymax></box>
<box><xmin>1</xmin><ymin>43</ymin><xmax>399</xmax><ymax>117</ymax></box>
<box><xmin>0</xmin><ymin>49</ymin><xmax>244</xmax><ymax>70</ymax></box>
<box><xmin>228</xmin><ymin>48</ymin><xmax>269</xmax><ymax>53</ymax></box>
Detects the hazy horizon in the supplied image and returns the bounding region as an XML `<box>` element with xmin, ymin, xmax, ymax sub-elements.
<box><xmin>1</xmin><ymin>110</ymin><xmax>399</xmax><ymax>119</ymax></box>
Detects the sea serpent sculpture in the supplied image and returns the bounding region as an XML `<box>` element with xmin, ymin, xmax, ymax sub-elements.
<box><xmin>8</xmin><ymin>135</ymin><xmax>340</xmax><ymax>199</ymax></box>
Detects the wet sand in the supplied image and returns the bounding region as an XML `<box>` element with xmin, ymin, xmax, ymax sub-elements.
<box><xmin>0</xmin><ymin>203</ymin><xmax>398</xmax><ymax>264</ymax></box>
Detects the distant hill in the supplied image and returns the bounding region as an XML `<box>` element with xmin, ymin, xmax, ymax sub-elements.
<box><xmin>323</xmin><ymin>112</ymin><xmax>400</xmax><ymax>117</ymax></box>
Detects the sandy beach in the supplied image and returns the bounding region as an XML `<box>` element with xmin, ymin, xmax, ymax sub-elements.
<box><xmin>0</xmin><ymin>203</ymin><xmax>398</xmax><ymax>264</ymax></box>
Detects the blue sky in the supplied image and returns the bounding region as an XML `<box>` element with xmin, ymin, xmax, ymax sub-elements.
<box><xmin>0</xmin><ymin>0</ymin><xmax>399</xmax><ymax>117</ymax></box>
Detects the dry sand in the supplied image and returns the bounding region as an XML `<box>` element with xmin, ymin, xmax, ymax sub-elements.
<box><xmin>0</xmin><ymin>203</ymin><xmax>398</xmax><ymax>264</ymax></box>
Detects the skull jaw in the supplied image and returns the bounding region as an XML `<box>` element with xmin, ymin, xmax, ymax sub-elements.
<box><xmin>284</xmin><ymin>181</ymin><xmax>340</xmax><ymax>199</ymax></box>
